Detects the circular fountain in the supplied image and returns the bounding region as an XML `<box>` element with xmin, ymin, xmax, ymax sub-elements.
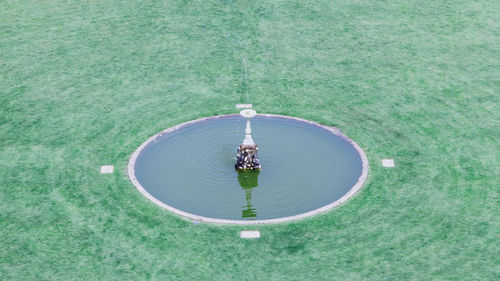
<box><xmin>128</xmin><ymin>113</ymin><xmax>368</xmax><ymax>224</ymax></box>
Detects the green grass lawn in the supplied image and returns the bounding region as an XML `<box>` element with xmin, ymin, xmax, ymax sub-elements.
<box><xmin>1</xmin><ymin>0</ymin><xmax>498</xmax><ymax>280</ymax></box>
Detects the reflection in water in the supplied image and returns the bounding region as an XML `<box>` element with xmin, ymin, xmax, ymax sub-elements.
<box><xmin>237</xmin><ymin>170</ymin><xmax>260</xmax><ymax>218</ymax></box>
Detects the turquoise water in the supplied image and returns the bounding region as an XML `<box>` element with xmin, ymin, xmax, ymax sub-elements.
<box><xmin>134</xmin><ymin>115</ymin><xmax>363</xmax><ymax>220</ymax></box>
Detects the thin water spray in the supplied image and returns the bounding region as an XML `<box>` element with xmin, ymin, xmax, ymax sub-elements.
<box><xmin>241</xmin><ymin>58</ymin><xmax>249</xmax><ymax>102</ymax></box>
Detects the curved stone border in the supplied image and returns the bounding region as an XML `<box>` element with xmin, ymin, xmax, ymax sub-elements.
<box><xmin>128</xmin><ymin>114</ymin><xmax>369</xmax><ymax>225</ymax></box>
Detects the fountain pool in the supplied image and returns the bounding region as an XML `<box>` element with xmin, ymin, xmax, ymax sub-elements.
<box><xmin>128</xmin><ymin>114</ymin><xmax>368</xmax><ymax>224</ymax></box>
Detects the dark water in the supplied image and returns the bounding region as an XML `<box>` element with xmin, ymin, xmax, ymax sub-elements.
<box><xmin>134</xmin><ymin>115</ymin><xmax>363</xmax><ymax>220</ymax></box>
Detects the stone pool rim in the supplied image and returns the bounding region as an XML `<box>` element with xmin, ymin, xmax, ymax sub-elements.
<box><xmin>128</xmin><ymin>113</ymin><xmax>369</xmax><ymax>225</ymax></box>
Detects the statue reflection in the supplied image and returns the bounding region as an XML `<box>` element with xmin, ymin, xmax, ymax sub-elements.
<box><xmin>237</xmin><ymin>170</ymin><xmax>260</xmax><ymax>218</ymax></box>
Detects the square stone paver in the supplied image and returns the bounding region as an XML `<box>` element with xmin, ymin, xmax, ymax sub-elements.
<box><xmin>100</xmin><ymin>165</ymin><xmax>114</xmax><ymax>174</ymax></box>
<box><xmin>240</xmin><ymin>230</ymin><xmax>260</xmax><ymax>239</ymax></box>
<box><xmin>382</xmin><ymin>159</ymin><xmax>395</xmax><ymax>167</ymax></box>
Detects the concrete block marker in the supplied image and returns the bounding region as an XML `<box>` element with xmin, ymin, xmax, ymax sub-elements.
<box><xmin>240</xmin><ymin>230</ymin><xmax>260</xmax><ymax>239</ymax></box>
<box><xmin>382</xmin><ymin>159</ymin><xmax>395</xmax><ymax>168</ymax></box>
<box><xmin>100</xmin><ymin>165</ymin><xmax>114</xmax><ymax>174</ymax></box>
<box><xmin>236</xmin><ymin>104</ymin><xmax>252</xmax><ymax>109</ymax></box>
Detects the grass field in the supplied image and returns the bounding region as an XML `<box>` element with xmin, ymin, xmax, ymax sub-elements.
<box><xmin>1</xmin><ymin>0</ymin><xmax>499</xmax><ymax>280</ymax></box>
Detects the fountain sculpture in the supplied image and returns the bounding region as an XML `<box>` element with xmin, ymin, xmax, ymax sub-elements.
<box><xmin>235</xmin><ymin>109</ymin><xmax>261</xmax><ymax>170</ymax></box>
